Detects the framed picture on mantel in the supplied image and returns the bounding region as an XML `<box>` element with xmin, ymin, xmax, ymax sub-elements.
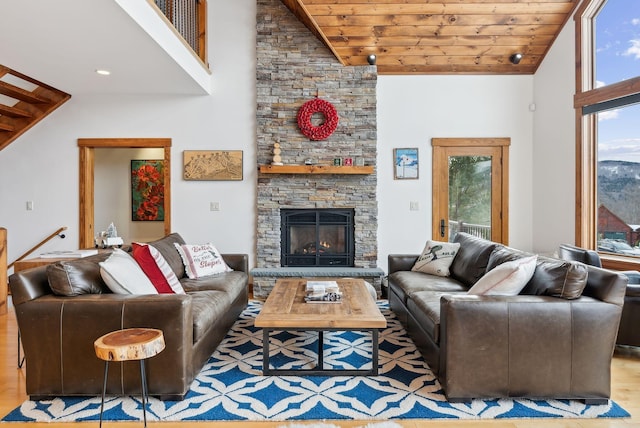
<box><xmin>394</xmin><ymin>148</ymin><xmax>419</xmax><ymax>179</ymax></box>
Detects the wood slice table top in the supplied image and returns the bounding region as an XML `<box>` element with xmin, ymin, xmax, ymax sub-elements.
<box><xmin>94</xmin><ymin>328</ymin><xmax>165</xmax><ymax>362</ymax></box>
<box><xmin>254</xmin><ymin>278</ymin><xmax>386</xmax><ymax>329</ymax></box>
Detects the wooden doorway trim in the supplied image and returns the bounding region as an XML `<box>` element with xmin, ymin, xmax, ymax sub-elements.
<box><xmin>432</xmin><ymin>137</ymin><xmax>510</xmax><ymax>244</ymax></box>
<box><xmin>78</xmin><ymin>138</ymin><xmax>171</xmax><ymax>249</ymax></box>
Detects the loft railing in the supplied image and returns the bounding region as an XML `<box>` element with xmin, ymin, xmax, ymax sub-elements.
<box><xmin>449</xmin><ymin>221</ymin><xmax>491</xmax><ymax>241</ymax></box>
<box><xmin>154</xmin><ymin>0</ymin><xmax>207</xmax><ymax>65</ymax></box>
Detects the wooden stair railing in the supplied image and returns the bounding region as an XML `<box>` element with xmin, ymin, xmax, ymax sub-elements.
<box><xmin>1</xmin><ymin>228</ymin><xmax>7</xmax><ymax>315</ymax></box>
<box><xmin>7</xmin><ymin>226</ymin><xmax>68</xmax><ymax>271</ymax></box>
<box><xmin>0</xmin><ymin>65</ymin><xmax>71</xmax><ymax>152</ymax></box>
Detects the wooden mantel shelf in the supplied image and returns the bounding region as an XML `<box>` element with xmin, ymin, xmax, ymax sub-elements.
<box><xmin>259</xmin><ymin>164</ymin><xmax>374</xmax><ymax>175</ymax></box>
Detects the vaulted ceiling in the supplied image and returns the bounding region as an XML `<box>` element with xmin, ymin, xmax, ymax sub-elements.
<box><xmin>280</xmin><ymin>0</ymin><xmax>579</xmax><ymax>75</ymax></box>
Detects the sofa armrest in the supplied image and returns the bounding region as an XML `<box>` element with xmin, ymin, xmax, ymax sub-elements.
<box><xmin>438</xmin><ymin>294</ymin><xmax>621</xmax><ymax>401</ymax></box>
<box><xmin>388</xmin><ymin>254</ymin><xmax>419</xmax><ymax>274</ymax></box>
<box><xmin>222</xmin><ymin>254</ymin><xmax>249</xmax><ymax>274</ymax></box>
<box><xmin>15</xmin><ymin>293</ymin><xmax>194</xmax><ymax>398</ymax></box>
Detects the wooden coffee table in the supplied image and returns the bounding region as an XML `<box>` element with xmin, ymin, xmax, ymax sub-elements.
<box><xmin>254</xmin><ymin>278</ymin><xmax>386</xmax><ymax>376</ymax></box>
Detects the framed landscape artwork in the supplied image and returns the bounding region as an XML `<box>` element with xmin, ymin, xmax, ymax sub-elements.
<box><xmin>131</xmin><ymin>159</ymin><xmax>165</xmax><ymax>221</ymax></box>
<box><xmin>183</xmin><ymin>150</ymin><xmax>243</xmax><ymax>181</ymax></box>
<box><xmin>394</xmin><ymin>148</ymin><xmax>419</xmax><ymax>179</ymax></box>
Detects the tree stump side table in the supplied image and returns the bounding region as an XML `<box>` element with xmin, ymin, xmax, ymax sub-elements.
<box><xmin>94</xmin><ymin>328</ymin><xmax>165</xmax><ymax>427</ymax></box>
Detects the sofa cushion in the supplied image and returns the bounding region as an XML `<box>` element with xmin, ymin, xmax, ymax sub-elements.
<box><xmin>189</xmin><ymin>290</ymin><xmax>231</xmax><ymax>342</ymax></box>
<box><xmin>99</xmin><ymin>249</ymin><xmax>158</xmax><ymax>294</ymax></box>
<box><xmin>180</xmin><ymin>271</ymin><xmax>249</xmax><ymax>304</ymax></box>
<box><xmin>521</xmin><ymin>256</ymin><xmax>589</xmax><ymax>299</ymax></box>
<box><xmin>174</xmin><ymin>243</ymin><xmax>231</xmax><ymax>279</ymax></box>
<box><xmin>412</xmin><ymin>240</ymin><xmax>460</xmax><ymax>277</ymax></box>
<box><xmin>388</xmin><ymin>271</ymin><xmax>467</xmax><ymax>304</ymax></box>
<box><xmin>408</xmin><ymin>291</ymin><xmax>465</xmax><ymax>345</ymax></box>
<box><xmin>488</xmin><ymin>247</ymin><xmax>589</xmax><ymax>299</ymax></box>
<box><xmin>132</xmin><ymin>242</ymin><xmax>185</xmax><ymax>294</ymax></box>
<box><xmin>47</xmin><ymin>252</ymin><xmax>112</xmax><ymax>296</ymax></box>
<box><xmin>147</xmin><ymin>233</ymin><xmax>187</xmax><ymax>279</ymax></box>
<box><xmin>468</xmin><ymin>255</ymin><xmax>537</xmax><ymax>296</ymax></box>
<box><xmin>450</xmin><ymin>232</ymin><xmax>500</xmax><ymax>287</ymax></box>
<box><xmin>486</xmin><ymin>245</ymin><xmax>527</xmax><ymax>271</ymax></box>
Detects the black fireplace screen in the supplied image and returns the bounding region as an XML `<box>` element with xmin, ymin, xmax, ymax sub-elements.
<box><xmin>281</xmin><ymin>209</ymin><xmax>355</xmax><ymax>267</ymax></box>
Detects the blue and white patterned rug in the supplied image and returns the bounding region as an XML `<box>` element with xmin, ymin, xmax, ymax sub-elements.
<box><xmin>2</xmin><ymin>301</ymin><xmax>629</xmax><ymax>422</ymax></box>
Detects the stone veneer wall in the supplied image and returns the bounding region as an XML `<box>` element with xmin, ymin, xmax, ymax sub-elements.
<box><xmin>255</xmin><ymin>0</ymin><xmax>378</xmax><ymax>298</ymax></box>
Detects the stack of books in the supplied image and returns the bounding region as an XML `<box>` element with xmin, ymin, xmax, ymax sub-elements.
<box><xmin>305</xmin><ymin>280</ymin><xmax>343</xmax><ymax>303</ymax></box>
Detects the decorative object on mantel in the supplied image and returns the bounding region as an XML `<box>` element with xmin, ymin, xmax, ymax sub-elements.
<box><xmin>258</xmin><ymin>164</ymin><xmax>373</xmax><ymax>175</ymax></box>
<box><xmin>271</xmin><ymin>142</ymin><xmax>283</xmax><ymax>166</ymax></box>
<box><xmin>297</xmin><ymin>98</ymin><xmax>339</xmax><ymax>141</ymax></box>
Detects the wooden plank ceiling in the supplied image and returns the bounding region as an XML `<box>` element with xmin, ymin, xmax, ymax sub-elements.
<box><xmin>280</xmin><ymin>0</ymin><xmax>578</xmax><ymax>74</ymax></box>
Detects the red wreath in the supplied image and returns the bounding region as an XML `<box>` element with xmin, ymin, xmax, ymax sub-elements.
<box><xmin>297</xmin><ymin>98</ymin><xmax>339</xmax><ymax>141</ymax></box>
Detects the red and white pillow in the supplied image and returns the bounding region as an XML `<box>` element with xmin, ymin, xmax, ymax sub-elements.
<box><xmin>174</xmin><ymin>243</ymin><xmax>231</xmax><ymax>279</ymax></box>
<box><xmin>131</xmin><ymin>242</ymin><xmax>185</xmax><ymax>294</ymax></box>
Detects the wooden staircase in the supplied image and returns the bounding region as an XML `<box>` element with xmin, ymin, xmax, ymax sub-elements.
<box><xmin>0</xmin><ymin>65</ymin><xmax>71</xmax><ymax>151</ymax></box>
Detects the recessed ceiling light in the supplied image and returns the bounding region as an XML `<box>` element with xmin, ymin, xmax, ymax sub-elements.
<box><xmin>95</xmin><ymin>69</ymin><xmax>111</xmax><ymax>76</ymax></box>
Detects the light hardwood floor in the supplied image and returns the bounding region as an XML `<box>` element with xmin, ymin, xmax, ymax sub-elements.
<box><xmin>2</xmin><ymin>297</ymin><xmax>640</xmax><ymax>428</ymax></box>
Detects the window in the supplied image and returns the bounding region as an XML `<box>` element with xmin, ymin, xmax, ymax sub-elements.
<box><xmin>575</xmin><ymin>0</ymin><xmax>640</xmax><ymax>264</ymax></box>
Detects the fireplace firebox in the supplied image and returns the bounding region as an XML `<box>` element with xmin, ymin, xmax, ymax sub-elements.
<box><xmin>281</xmin><ymin>209</ymin><xmax>355</xmax><ymax>267</ymax></box>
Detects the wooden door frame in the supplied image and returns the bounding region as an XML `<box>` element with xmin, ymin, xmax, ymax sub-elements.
<box><xmin>78</xmin><ymin>138</ymin><xmax>172</xmax><ymax>249</ymax></box>
<box><xmin>432</xmin><ymin>138</ymin><xmax>510</xmax><ymax>244</ymax></box>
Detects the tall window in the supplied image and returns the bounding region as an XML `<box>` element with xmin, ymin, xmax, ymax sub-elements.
<box><xmin>576</xmin><ymin>0</ymin><xmax>640</xmax><ymax>263</ymax></box>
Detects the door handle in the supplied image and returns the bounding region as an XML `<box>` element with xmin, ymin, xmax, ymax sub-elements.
<box><xmin>440</xmin><ymin>219</ymin><xmax>445</xmax><ymax>238</ymax></box>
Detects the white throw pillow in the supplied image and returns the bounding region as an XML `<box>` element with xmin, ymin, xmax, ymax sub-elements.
<box><xmin>411</xmin><ymin>240</ymin><xmax>461</xmax><ymax>277</ymax></box>
<box><xmin>99</xmin><ymin>248</ymin><xmax>158</xmax><ymax>295</ymax></box>
<box><xmin>467</xmin><ymin>255</ymin><xmax>538</xmax><ymax>296</ymax></box>
<box><xmin>174</xmin><ymin>243</ymin><xmax>232</xmax><ymax>279</ymax></box>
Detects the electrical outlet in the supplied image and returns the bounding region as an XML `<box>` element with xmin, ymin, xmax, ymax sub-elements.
<box><xmin>26</xmin><ymin>201</ymin><xmax>34</xmax><ymax>211</ymax></box>
<box><xmin>410</xmin><ymin>201</ymin><xmax>419</xmax><ymax>211</ymax></box>
<box><xmin>210</xmin><ymin>202</ymin><xmax>220</xmax><ymax>211</ymax></box>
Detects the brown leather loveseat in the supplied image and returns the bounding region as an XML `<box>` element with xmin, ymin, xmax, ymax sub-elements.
<box><xmin>10</xmin><ymin>233</ymin><xmax>248</xmax><ymax>400</ymax></box>
<box><xmin>388</xmin><ymin>233</ymin><xmax>627</xmax><ymax>404</ymax></box>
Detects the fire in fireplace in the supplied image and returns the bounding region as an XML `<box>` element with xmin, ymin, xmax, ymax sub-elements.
<box><xmin>281</xmin><ymin>208</ymin><xmax>355</xmax><ymax>266</ymax></box>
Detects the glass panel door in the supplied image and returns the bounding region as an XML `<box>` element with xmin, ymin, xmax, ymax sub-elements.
<box><xmin>448</xmin><ymin>155</ymin><xmax>492</xmax><ymax>241</ymax></box>
<box><xmin>432</xmin><ymin>139</ymin><xmax>509</xmax><ymax>244</ymax></box>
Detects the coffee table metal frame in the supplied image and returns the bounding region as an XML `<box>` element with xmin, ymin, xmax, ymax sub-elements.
<box><xmin>262</xmin><ymin>327</ymin><xmax>379</xmax><ymax>376</ymax></box>
<box><xmin>256</xmin><ymin>278</ymin><xmax>385</xmax><ymax>377</ymax></box>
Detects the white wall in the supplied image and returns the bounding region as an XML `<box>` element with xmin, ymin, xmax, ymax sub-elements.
<box><xmin>0</xmin><ymin>1</ymin><xmax>257</xmax><ymax>269</ymax></box>
<box><xmin>532</xmin><ymin>20</ymin><xmax>577</xmax><ymax>255</ymax></box>
<box><xmin>377</xmin><ymin>75</ymin><xmax>535</xmax><ymax>269</ymax></box>
<box><xmin>0</xmin><ymin>1</ymin><xmax>576</xmax><ymax>275</ymax></box>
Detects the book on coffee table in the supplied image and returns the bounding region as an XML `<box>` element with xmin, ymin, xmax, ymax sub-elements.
<box><xmin>305</xmin><ymin>280</ymin><xmax>342</xmax><ymax>303</ymax></box>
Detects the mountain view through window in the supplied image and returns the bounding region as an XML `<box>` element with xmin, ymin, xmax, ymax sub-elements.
<box><xmin>595</xmin><ymin>0</ymin><xmax>640</xmax><ymax>255</ymax></box>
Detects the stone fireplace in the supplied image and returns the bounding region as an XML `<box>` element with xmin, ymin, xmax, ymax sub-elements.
<box><xmin>254</xmin><ymin>0</ymin><xmax>378</xmax><ymax>298</ymax></box>
<box><xmin>281</xmin><ymin>208</ymin><xmax>355</xmax><ymax>267</ymax></box>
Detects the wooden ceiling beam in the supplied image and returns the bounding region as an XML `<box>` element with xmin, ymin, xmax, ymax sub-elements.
<box><xmin>304</xmin><ymin>3</ymin><xmax>574</xmax><ymax>15</ymax></box>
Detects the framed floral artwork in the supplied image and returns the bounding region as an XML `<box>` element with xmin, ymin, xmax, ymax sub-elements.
<box><xmin>131</xmin><ymin>160</ymin><xmax>165</xmax><ymax>221</ymax></box>
<box><xmin>394</xmin><ymin>148</ymin><xmax>419</xmax><ymax>179</ymax></box>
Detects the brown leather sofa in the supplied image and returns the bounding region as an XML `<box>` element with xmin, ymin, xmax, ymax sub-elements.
<box><xmin>388</xmin><ymin>233</ymin><xmax>627</xmax><ymax>404</ymax></box>
<box><xmin>558</xmin><ymin>243</ymin><xmax>640</xmax><ymax>347</ymax></box>
<box><xmin>10</xmin><ymin>233</ymin><xmax>248</xmax><ymax>401</ymax></box>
